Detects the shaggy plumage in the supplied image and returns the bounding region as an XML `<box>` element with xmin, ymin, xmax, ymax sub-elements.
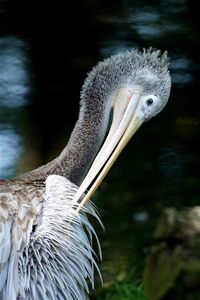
<box><xmin>0</xmin><ymin>175</ymin><xmax>101</xmax><ymax>300</ymax></box>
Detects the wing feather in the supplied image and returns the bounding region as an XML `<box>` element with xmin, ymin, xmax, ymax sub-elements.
<box><xmin>0</xmin><ymin>182</ymin><xmax>44</xmax><ymax>298</ymax></box>
<box><xmin>0</xmin><ymin>192</ymin><xmax>17</xmax><ymax>291</ymax></box>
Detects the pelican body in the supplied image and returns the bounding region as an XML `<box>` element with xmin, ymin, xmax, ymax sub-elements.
<box><xmin>0</xmin><ymin>176</ymin><xmax>100</xmax><ymax>300</ymax></box>
<box><xmin>0</xmin><ymin>48</ymin><xmax>171</xmax><ymax>299</ymax></box>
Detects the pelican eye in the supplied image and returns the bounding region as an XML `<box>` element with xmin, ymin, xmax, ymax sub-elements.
<box><xmin>146</xmin><ymin>98</ymin><xmax>154</xmax><ymax>106</ymax></box>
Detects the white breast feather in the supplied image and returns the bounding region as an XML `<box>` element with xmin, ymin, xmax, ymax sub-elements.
<box><xmin>0</xmin><ymin>175</ymin><xmax>102</xmax><ymax>300</ymax></box>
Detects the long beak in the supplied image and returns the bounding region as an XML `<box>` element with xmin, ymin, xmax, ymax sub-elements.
<box><xmin>72</xmin><ymin>88</ymin><xmax>144</xmax><ymax>211</ymax></box>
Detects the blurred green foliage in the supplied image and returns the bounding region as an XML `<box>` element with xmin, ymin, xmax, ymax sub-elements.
<box><xmin>95</xmin><ymin>281</ymin><xmax>148</xmax><ymax>300</ymax></box>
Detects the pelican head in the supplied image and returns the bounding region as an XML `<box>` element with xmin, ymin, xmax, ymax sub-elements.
<box><xmin>73</xmin><ymin>48</ymin><xmax>171</xmax><ymax>209</ymax></box>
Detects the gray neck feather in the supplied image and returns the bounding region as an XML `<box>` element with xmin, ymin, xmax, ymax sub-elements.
<box><xmin>19</xmin><ymin>63</ymin><xmax>113</xmax><ymax>185</ymax></box>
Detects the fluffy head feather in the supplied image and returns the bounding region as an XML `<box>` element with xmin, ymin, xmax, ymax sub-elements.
<box><xmin>81</xmin><ymin>48</ymin><xmax>171</xmax><ymax>121</ymax></box>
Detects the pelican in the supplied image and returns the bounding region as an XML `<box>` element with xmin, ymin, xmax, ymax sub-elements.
<box><xmin>0</xmin><ymin>48</ymin><xmax>171</xmax><ymax>300</ymax></box>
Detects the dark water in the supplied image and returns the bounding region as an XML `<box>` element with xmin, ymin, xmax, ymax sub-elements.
<box><xmin>1</xmin><ymin>0</ymin><xmax>200</xmax><ymax>297</ymax></box>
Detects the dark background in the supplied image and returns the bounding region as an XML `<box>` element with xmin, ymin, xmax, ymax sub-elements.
<box><xmin>1</xmin><ymin>0</ymin><xmax>199</xmax><ymax>160</ymax></box>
